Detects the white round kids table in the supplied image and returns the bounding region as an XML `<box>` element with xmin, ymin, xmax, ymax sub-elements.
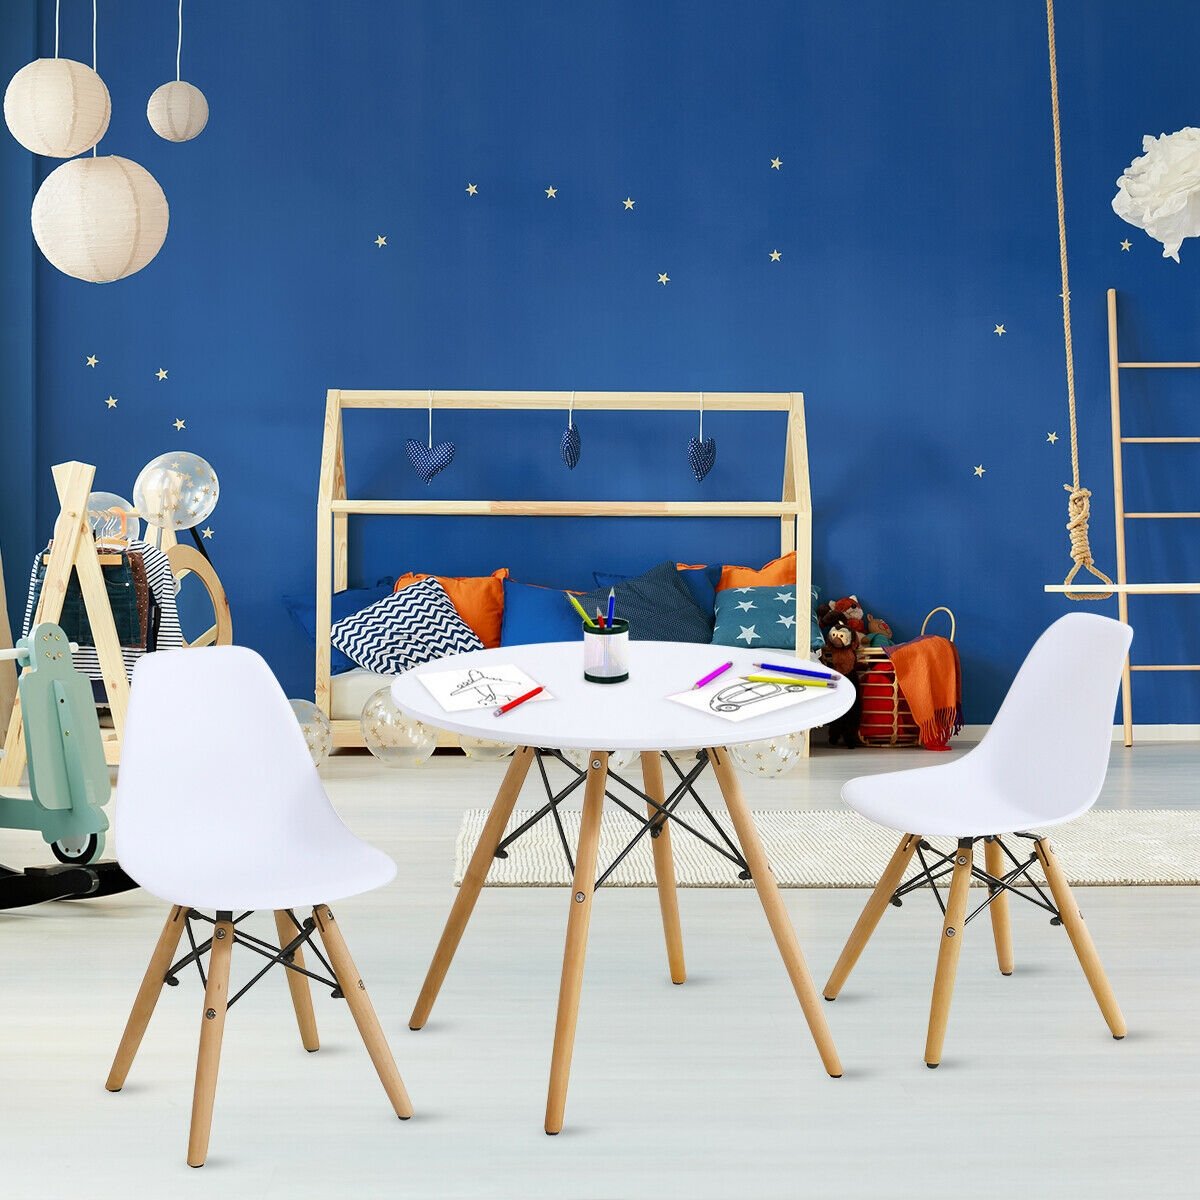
<box><xmin>391</xmin><ymin>639</ymin><xmax>853</xmax><ymax>1134</ymax></box>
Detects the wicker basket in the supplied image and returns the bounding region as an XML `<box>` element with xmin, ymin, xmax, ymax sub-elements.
<box><xmin>856</xmin><ymin>607</ymin><xmax>956</xmax><ymax>747</ymax></box>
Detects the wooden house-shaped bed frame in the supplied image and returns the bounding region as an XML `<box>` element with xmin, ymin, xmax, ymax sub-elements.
<box><xmin>316</xmin><ymin>390</ymin><xmax>813</xmax><ymax>750</ymax></box>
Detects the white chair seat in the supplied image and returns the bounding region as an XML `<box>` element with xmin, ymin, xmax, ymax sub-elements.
<box><xmin>842</xmin><ymin>759</ymin><xmax>1090</xmax><ymax>838</ymax></box>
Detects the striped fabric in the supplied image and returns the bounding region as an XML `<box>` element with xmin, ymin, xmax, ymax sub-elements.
<box><xmin>22</xmin><ymin>539</ymin><xmax>183</xmax><ymax>683</ymax></box>
<box><xmin>330</xmin><ymin>576</ymin><xmax>483</xmax><ymax>675</ymax></box>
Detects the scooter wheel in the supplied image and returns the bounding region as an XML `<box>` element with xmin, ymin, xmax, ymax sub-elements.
<box><xmin>51</xmin><ymin>832</ymin><xmax>105</xmax><ymax>865</ymax></box>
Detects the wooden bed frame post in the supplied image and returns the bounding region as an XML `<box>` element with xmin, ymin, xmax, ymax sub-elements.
<box><xmin>314</xmin><ymin>391</ymin><xmax>813</xmax><ymax>748</ymax></box>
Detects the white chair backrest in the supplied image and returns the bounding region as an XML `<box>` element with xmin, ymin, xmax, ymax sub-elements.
<box><xmin>115</xmin><ymin>646</ymin><xmax>335</xmax><ymax>888</ymax></box>
<box><xmin>971</xmin><ymin>613</ymin><xmax>1132</xmax><ymax>822</ymax></box>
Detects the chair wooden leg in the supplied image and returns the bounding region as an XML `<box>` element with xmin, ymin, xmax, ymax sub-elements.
<box><xmin>105</xmin><ymin>905</ymin><xmax>187</xmax><ymax>1092</ymax></box>
<box><xmin>984</xmin><ymin>838</ymin><xmax>1014</xmax><ymax>976</ymax></box>
<box><xmin>187</xmin><ymin>914</ymin><xmax>234</xmax><ymax>1168</ymax></box>
<box><xmin>313</xmin><ymin>904</ymin><xmax>414</xmax><ymax>1119</ymax></box>
<box><xmin>824</xmin><ymin>833</ymin><xmax>920</xmax><ymax>1000</ymax></box>
<box><xmin>924</xmin><ymin>840</ymin><xmax>973</xmax><ymax>1068</ymax></box>
<box><xmin>410</xmin><ymin>745</ymin><xmax>534</xmax><ymax>1030</ymax></box>
<box><xmin>707</xmin><ymin>748</ymin><xmax>843</xmax><ymax>1078</ymax></box>
<box><xmin>1034</xmin><ymin>838</ymin><xmax>1127</xmax><ymax>1038</ymax></box>
<box><xmin>275</xmin><ymin>909</ymin><xmax>320</xmax><ymax>1052</ymax></box>
<box><xmin>641</xmin><ymin>750</ymin><xmax>686</xmax><ymax>985</ymax></box>
<box><xmin>545</xmin><ymin>751</ymin><xmax>608</xmax><ymax>1135</ymax></box>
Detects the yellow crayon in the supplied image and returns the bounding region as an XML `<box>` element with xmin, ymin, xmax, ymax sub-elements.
<box><xmin>565</xmin><ymin>592</ymin><xmax>597</xmax><ymax>627</ymax></box>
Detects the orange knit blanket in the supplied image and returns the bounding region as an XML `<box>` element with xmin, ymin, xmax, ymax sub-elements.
<box><xmin>884</xmin><ymin>635</ymin><xmax>963</xmax><ymax>751</ymax></box>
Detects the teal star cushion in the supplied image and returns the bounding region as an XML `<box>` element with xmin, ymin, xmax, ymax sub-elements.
<box><xmin>712</xmin><ymin>584</ymin><xmax>807</xmax><ymax>651</ymax></box>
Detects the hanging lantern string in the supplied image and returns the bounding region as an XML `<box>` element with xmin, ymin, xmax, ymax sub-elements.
<box><xmin>91</xmin><ymin>0</ymin><xmax>98</xmax><ymax>157</ymax></box>
<box><xmin>428</xmin><ymin>389</ymin><xmax>434</xmax><ymax>449</ymax></box>
<box><xmin>568</xmin><ymin>389</ymin><xmax>575</xmax><ymax>430</ymax></box>
<box><xmin>54</xmin><ymin>0</ymin><xmax>60</xmax><ymax>57</ymax></box>
<box><xmin>1046</xmin><ymin>0</ymin><xmax>1113</xmax><ymax>601</ymax></box>
<box><xmin>176</xmin><ymin>0</ymin><xmax>184</xmax><ymax>82</ymax></box>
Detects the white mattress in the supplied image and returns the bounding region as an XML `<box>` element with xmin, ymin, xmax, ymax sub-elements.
<box><xmin>330</xmin><ymin>667</ymin><xmax>395</xmax><ymax>721</ymax></box>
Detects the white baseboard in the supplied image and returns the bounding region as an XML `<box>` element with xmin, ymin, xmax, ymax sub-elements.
<box><xmin>960</xmin><ymin>724</ymin><xmax>1200</xmax><ymax>743</ymax></box>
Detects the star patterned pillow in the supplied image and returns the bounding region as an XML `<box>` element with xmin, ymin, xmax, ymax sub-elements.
<box><xmin>711</xmin><ymin>584</ymin><xmax>805</xmax><ymax>651</ymax></box>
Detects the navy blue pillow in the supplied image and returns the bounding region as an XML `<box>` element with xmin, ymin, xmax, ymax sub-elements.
<box><xmin>284</xmin><ymin>578</ymin><xmax>395</xmax><ymax>675</ymax></box>
<box><xmin>713</xmin><ymin>584</ymin><xmax>807</xmax><ymax>651</ymax></box>
<box><xmin>592</xmin><ymin>563</ymin><xmax>720</xmax><ymax>625</ymax></box>
<box><xmin>500</xmin><ymin>579</ymin><xmax>582</xmax><ymax>646</ymax></box>
<box><xmin>578</xmin><ymin>561</ymin><xmax>712</xmax><ymax>643</ymax></box>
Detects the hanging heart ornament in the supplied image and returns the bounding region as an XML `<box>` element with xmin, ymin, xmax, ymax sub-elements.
<box><xmin>405</xmin><ymin>438</ymin><xmax>455</xmax><ymax>484</ymax></box>
<box><xmin>687</xmin><ymin>436</ymin><xmax>716</xmax><ymax>482</ymax></box>
<box><xmin>560</xmin><ymin>390</ymin><xmax>581</xmax><ymax>469</ymax></box>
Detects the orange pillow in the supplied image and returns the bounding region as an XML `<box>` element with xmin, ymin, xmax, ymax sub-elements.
<box><xmin>393</xmin><ymin>568</ymin><xmax>509</xmax><ymax>648</ymax></box>
<box><xmin>718</xmin><ymin>552</ymin><xmax>796</xmax><ymax>592</ymax></box>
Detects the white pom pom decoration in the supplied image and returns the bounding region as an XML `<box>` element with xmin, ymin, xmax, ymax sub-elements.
<box><xmin>3</xmin><ymin>58</ymin><xmax>111</xmax><ymax>158</ymax></box>
<box><xmin>32</xmin><ymin>156</ymin><xmax>169</xmax><ymax>283</ymax></box>
<box><xmin>147</xmin><ymin>79</ymin><xmax>208</xmax><ymax>142</ymax></box>
<box><xmin>1113</xmin><ymin>128</ymin><xmax>1200</xmax><ymax>262</ymax></box>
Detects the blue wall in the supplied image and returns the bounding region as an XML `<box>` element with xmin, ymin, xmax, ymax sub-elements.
<box><xmin>4</xmin><ymin>0</ymin><xmax>1200</xmax><ymax>721</ymax></box>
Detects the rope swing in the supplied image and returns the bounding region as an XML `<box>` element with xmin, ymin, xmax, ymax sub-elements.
<box><xmin>1046</xmin><ymin>0</ymin><xmax>1114</xmax><ymax>601</ymax></box>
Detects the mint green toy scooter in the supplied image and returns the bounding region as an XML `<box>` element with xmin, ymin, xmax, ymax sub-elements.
<box><xmin>0</xmin><ymin>622</ymin><xmax>135</xmax><ymax>908</ymax></box>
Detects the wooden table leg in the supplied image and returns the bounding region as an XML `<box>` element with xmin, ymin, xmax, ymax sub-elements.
<box><xmin>707</xmin><ymin>748</ymin><xmax>842</xmax><ymax>1078</ymax></box>
<box><xmin>410</xmin><ymin>745</ymin><xmax>534</xmax><ymax>1030</ymax></box>
<box><xmin>824</xmin><ymin>833</ymin><xmax>920</xmax><ymax>1000</ymax></box>
<box><xmin>925</xmin><ymin>840</ymin><xmax>973</xmax><ymax>1068</ymax></box>
<box><xmin>545</xmin><ymin>751</ymin><xmax>608</xmax><ymax>1135</ymax></box>
<box><xmin>1034</xmin><ymin>838</ymin><xmax>1126</xmax><ymax>1038</ymax></box>
<box><xmin>187</xmin><ymin>914</ymin><xmax>234</xmax><ymax>1168</ymax></box>
<box><xmin>641</xmin><ymin>750</ymin><xmax>686</xmax><ymax>984</ymax></box>
<box><xmin>106</xmin><ymin>905</ymin><xmax>187</xmax><ymax>1092</ymax></box>
<box><xmin>275</xmin><ymin>909</ymin><xmax>320</xmax><ymax>1051</ymax></box>
<box><xmin>984</xmin><ymin>838</ymin><xmax>1014</xmax><ymax>976</ymax></box>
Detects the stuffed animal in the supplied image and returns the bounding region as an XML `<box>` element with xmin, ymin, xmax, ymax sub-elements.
<box><xmin>831</xmin><ymin>595</ymin><xmax>865</xmax><ymax>634</ymax></box>
<box><xmin>820</xmin><ymin>616</ymin><xmax>862</xmax><ymax>748</ymax></box>
<box><xmin>864</xmin><ymin>613</ymin><xmax>894</xmax><ymax>648</ymax></box>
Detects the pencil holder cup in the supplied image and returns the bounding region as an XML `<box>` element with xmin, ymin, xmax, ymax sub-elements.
<box><xmin>583</xmin><ymin>619</ymin><xmax>630</xmax><ymax>684</ymax></box>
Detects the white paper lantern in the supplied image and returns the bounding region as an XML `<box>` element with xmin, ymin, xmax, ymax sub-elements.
<box><xmin>1113</xmin><ymin>128</ymin><xmax>1200</xmax><ymax>262</ymax></box>
<box><xmin>4</xmin><ymin>58</ymin><xmax>111</xmax><ymax>158</ymax></box>
<box><xmin>147</xmin><ymin>80</ymin><xmax>208</xmax><ymax>142</ymax></box>
<box><xmin>32</xmin><ymin>156</ymin><xmax>169</xmax><ymax>283</ymax></box>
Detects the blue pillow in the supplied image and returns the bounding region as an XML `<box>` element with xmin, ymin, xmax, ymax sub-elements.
<box><xmin>578</xmin><ymin>561</ymin><xmax>712</xmax><ymax>643</ymax></box>
<box><xmin>284</xmin><ymin>578</ymin><xmax>395</xmax><ymax>675</ymax></box>
<box><xmin>500</xmin><ymin>579</ymin><xmax>583</xmax><ymax>646</ymax></box>
<box><xmin>592</xmin><ymin>564</ymin><xmax>720</xmax><ymax>624</ymax></box>
<box><xmin>713</xmin><ymin>584</ymin><xmax>809</xmax><ymax>651</ymax></box>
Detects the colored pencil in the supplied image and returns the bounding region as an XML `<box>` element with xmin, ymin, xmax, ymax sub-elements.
<box><xmin>606</xmin><ymin>588</ymin><xmax>616</xmax><ymax>626</ymax></box>
<box><xmin>596</xmin><ymin>608</ymin><xmax>606</xmax><ymax>629</ymax></box>
<box><xmin>741</xmin><ymin>674</ymin><xmax>834</xmax><ymax>688</ymax></box>
<box><xmin>693</xmin><ymin>662</ymin><xmax>734</xmax><ymax>689</ymax></box>
<box><xmin>493</xmin><ymin>686</ymin><xmax>544</xmax><ymax>716</ymax></box>
<box><xmin>565</xmin><ymin>592</ymin><xmax>597</xmax><ymax>627</ymax></box>
<box><xmin>753</xmin><ymin>661</ymin><xmax>836</xmax><ymax>681</ymax></box>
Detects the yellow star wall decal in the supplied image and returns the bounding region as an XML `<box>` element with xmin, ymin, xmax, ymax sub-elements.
<box><xmin>86</xmin><ymin>354</ymin><xmax>98</xmax><ymax>367</ymax></box>
<box><xmin>173</xmin><ymin>418</ymin><xmax>186</xmax><ymax>430</ymax></box>
<box><xmin>769</xmin><ymin>249</ymin><xmax>782</xmax><ymax>261</ymax></box>
<box><xmin>1047</xmin><ymin>431</ymin><xmax>1059</xmax><ymax>443</ymax></box>
<box><xmin>770</xmin><ymin>156</ymin><xmax>782</xmax><ymax>169</ymax></box>
<box><xmin>545</xmin><ymin>185</ymin><xmax>557</xmax><ymax>198</ymax></box>
<box><xmin>374</xmin><ymin>235</ymin><xmax>387</xmax><ymax>247</ymax></box>
<box><xmin>657</xmin><ymin>272</ymin><xmax>670</xmax><ymax>285</ymax></box>
<box><xmin>465</xmin><ymin>182</ymin><xmax>478</xmax><ymax>195</ymax></box>
<box><xmin>156</xmin><ymin>368</ymin><xmax>168</xmax><ymax>380</ymax></box>
<box><xmin>105</xmin><ymin>396</ymin><xmax>118</xmax><ymax>409</ymax></box>
<box><xmin>623</xmin><ymin>197</ymin><xmax>635</xmax><ymax>210</ymax></box>
<box><xmin>1120</xmin><ymin>239</ymin><xmax>1132</xmax><ymax>251</ymax></box>
<box><xmin>993</xmin><ymin>324</ymin><xmax>1006</xmax><ymax>336</ymax></box>
<box><xmin>973</xmin><ymin>464</ymin><xmax>986</xmax><ymax>477</ymax></box>
<box><xmin>201</xmin><ymin>526</ymin><xmax>214</xmax><ymax>539</ymax></box>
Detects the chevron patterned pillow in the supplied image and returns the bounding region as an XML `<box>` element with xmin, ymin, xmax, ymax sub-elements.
<box><xmin>330</xmin><ymin>576</ymin><xmax>484</xmax><ymax>674</ymax></box>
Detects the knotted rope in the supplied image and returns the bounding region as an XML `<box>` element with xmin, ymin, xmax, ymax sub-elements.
<box><xmin>1047</xmin><ymin>0</ymin><xmax>1113</xmax><ymax>600</ymax></box>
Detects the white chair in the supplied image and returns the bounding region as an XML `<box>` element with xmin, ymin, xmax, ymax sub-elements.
<box><xmin>104</xmin><ymin>646</ymin><xmax>411</xmax><ymax>1167</ymax></box>
<box><xmin>823</xmin><ymin>613</ymin><xmax>1132</xmax><ymax>1067</ymax></box>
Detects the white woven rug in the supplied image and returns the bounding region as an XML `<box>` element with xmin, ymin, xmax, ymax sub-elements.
<box><xmin>454</xmin><ymin>808</ymin><xmax>1200</xmax><ymax>888</ymax></box>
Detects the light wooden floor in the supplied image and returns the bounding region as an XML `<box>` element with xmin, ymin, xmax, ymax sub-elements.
<box><xmin>1</xmin><ymin>741</ymin><xmax>1197</xmax><ymax>1198</ymax></box>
